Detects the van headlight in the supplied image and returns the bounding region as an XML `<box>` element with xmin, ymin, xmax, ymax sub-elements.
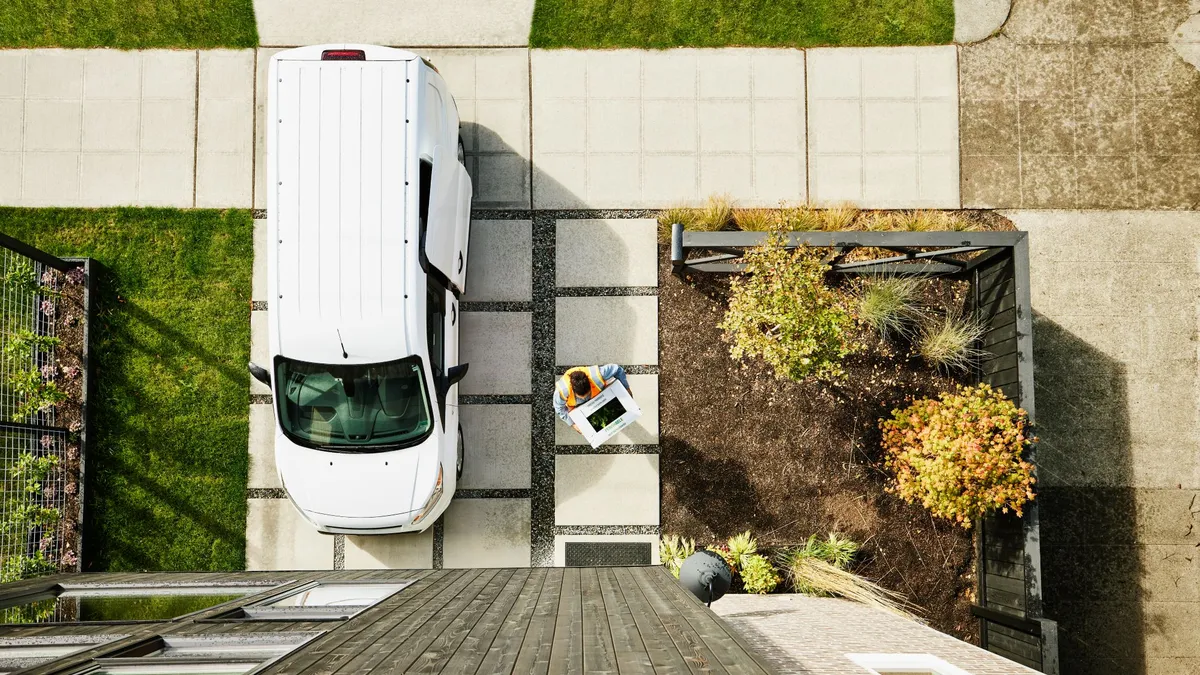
<box><xmin>411</xmin><ymin>464</ymin><xmax>444</xmax><ymax>525</ymax></box>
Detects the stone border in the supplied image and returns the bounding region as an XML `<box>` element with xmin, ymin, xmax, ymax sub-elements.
<box><xmin>954</xmin><ymin>0</ymin><xmax>1012</xmax><ymax>43</ymax></box>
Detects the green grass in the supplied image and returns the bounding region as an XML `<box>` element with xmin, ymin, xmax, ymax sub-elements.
<box><xmin>0</xmin><ymin>0</ymin><xmax>258</xmax><ymax>48</ymax></box>
<box><xmin>530</xmin><ymin>0</ymin><xmax>953</xmax><ymax>48</ymax></box>
<box><xmin>0</xmin><ymin>208</ymin><xmax>253</xmax><ymax>571</ymax></box>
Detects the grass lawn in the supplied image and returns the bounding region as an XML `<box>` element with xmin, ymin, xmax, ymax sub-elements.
<box><xmin>530</xmin><ymin>0</ymin><xmax>953</xmax><ymax>48</ymax></box>
<box><xmin>0</xmin><ymin>208</ymin><xmax>253</xmax><ymax>571</ymax></box>
<box><xmin>0</xmin><ymin>0</ymin><xmax>258</xmax><ymax>48</ymax></box>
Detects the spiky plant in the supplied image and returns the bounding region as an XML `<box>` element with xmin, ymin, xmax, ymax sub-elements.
<box><xmin>726</xmin><ymin>530</ymin><xmax>758</xmax><ymax>569</ymax></box>
<box><xmin>734</xmin><ymin>208</ymin><xmax>778</xmax><ymax>232</ymax></box>
<box><xmin>657</xmin><ymin>206</ymin><xmax>699</xmax><ymax>244</ymax></box>
<box><xmin>776</xmin><ymin>552</ymin><xmax>921</xmax><ymax>619</ymax></box>
<box><xmin>902</xmin><ymin>210</ymin><xmax>978</xmax><ymax>232</ymax></box>
<box><xmin>697</xmin><ymin>194</ymin><xmax>735</xmax><ymax>231</ymax></box>
<box><xmin>778</xmin><ymin>203</ymin><xmax>824</xmax><ymax>231</ymax></box>
<box><xmin>818</xmin><ymin>204</ymin><xmax>860</xmax><ymax>231</ymax></box>
<box><xmin>659</xmin><ymin>535</ymin><xmax>696</xmax><ymax>579</ymax></box>
<box><xmin>857</xmin><ymin>275</ymin><xmax>927</xmax><ymax>339</ymax></box>
<box><xmin>796</xmin><ymin>533</ymin><xmax>860</xmax><ymax>569</ymax></box>
<box><xmin>917</xmin><ymin>312</ymin><xmax>987</xmax><ymax>372</ymax></box>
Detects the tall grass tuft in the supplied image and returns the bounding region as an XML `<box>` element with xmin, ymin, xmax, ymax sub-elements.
<box><xmin>657</xmin><ymin>206</ymin><xmax>699</xmax><ymax>243</ymax></box>
<box><xmin>777</xmin><ymin>553</ymin><xmax>922</xmax><ymax>619</ymax></box>
<box><xmin>698</xmin><ymin>194</ymin><xmax>735</xmax><ymax>231</ymax></box>
<box><xmin>917</xmin><ymin>312</ymin><xmax>987</xmax><ymax>372</ymax></box>
<box><xmin>818</xmin><ymin>203</ymin><xmax>859</xmax><ymax>231</ymax></box>
<box><xmin>734</xmin><ymin>208</ymin><xmax>778</xmax><ymax>231</ymax></box>
<box><xmin>857</xmin><ymin>275</ymin><xmax>927</xmax><ymax>338</ymax></box>
<box><xmin>902</xmin><ymin>210</ymin><xmax>978</xmax><ymax>232</ymax></box>
<box><xmin>777</xmin><ymin>203</ymin><xmax>823</xmax><ymax>230</ymax></box>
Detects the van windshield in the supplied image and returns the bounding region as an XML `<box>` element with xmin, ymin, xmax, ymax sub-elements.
<box><xmin>274</xmin><ymin>356</ymin><xmax>433</xmax><ymax>450</ymax></box>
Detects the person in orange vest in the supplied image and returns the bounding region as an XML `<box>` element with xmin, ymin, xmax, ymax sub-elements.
<box><xmin>554</xmin><ymin>364</ymin><xmax>631</xmax><ymax>432</ymax></box>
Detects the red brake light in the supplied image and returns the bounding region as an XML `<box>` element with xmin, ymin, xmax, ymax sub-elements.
<box><xmin>321</xmin><ymin>49</ymin><xmax>365</xmax><ymax>61</ymax></box>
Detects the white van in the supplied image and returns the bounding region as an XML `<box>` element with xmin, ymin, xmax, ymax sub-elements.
<box><xmin>249</xmin><ymin>45</ymin><xmax>472</xmax><ymax>535</ymax></box>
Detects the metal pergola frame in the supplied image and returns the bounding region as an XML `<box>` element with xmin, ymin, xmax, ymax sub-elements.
<box><xmin>668</xmin><ymin>223</ymin><xmax>1057</xmax><ymax>674</ymax></box>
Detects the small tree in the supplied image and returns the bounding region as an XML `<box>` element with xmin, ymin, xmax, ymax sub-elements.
<box><xmin>880</xmin><ymin>384</ymin><xmax>1035</xmax><ymax>527</ymax></box>
<box><xmin>719</xmin><ymin>237</ymin><xmax>858</xmax><ymax>382</ymax></box>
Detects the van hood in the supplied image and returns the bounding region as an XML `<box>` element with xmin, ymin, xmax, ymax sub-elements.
<box><xmin>274</xmin><ymin>432</ymin><xmax>440</xmax><ymax>519</ymax></box>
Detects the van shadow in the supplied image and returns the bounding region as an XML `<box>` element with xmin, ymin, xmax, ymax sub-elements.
<box><xmin>1032</xmin><ymin>314</ymin><xmax>1142</xmax><ymax>674</ymax></box>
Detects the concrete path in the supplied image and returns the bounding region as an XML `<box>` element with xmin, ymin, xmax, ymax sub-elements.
<box><xmin>245</xmin><ymin>215</ymin><xmax>662</xmax><ymax>571</ymax></box>
<box><xmin>252</xmin><ymin>0</ymin><xmax>535</xmax><ymax>47</ymax></box>
<box><xmin>1015</xmin><ymin>210</ymin><xmax>1200</xmax><ymax>675</ymax></box>
<box><xmin>0</xmin><ymin>49</ymin><xmax>253</xmax><ymax>208</ymax></box>
<box><xmin>959</xmin><ymin>0</ymin><xmax>1200</xmax><ymax>209</ymax></box>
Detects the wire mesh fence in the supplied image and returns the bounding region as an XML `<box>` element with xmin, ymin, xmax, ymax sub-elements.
<box><xmin>0</xmin><ymin>241</ymin><xmax>82</xmax><ymax>581</ymax></box>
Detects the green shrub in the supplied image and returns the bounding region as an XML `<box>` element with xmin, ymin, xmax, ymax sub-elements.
<box><xmin>880</xmin><ymin>384</ymin><xmax>1035</xmax><ymax>527</ymax></box>
<box><xmin>725</xmin><ymin>530</ymin><xmax>758</xmax><ymax>569</ymax></box>
<box><xmin>917</xmin><ymin>313</ymin><xmax>986</xmax><ymax>371</ymax></box>
<box><xmin>739</xmin><ymin>554</ymin><xmax>781</xmax><ymax>594</ymax></box>
<box><xmin>856</xmin><ymin>275</ymin><xmax>926</xmax><ymax>338</ymax></box>
<box><xmin>719</xmin><ymin>237</ymin><xmax>859</xmax><ymax>382</ymax></box>
<box><xmin>659</xmin><ymin>535</ymin><xmax>696</xmax><ymax>579</ymax></box>
<box><xmin>0</xmin><ymin>551</ymin><xmax>56</xmax><ymax>584</ymax></box>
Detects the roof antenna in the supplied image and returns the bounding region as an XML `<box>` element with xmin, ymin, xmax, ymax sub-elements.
<box><xmin>337</xmin><ymin>330</ymin><xmax>348</xmax><ymax>359</ymax></box>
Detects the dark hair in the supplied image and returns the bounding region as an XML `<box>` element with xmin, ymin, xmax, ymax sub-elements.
<box><xmin>570</xmin><ymin>371</ymin><xmax>591</xmax><ymax>397</ymax></box>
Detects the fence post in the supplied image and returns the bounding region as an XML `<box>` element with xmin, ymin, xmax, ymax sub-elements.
<box><xmin>670</xmin><ymin>222</ymin><xmax>684</xmax><ymax>276</ymax></box>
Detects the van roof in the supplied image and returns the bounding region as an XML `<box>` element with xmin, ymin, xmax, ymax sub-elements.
<box><xmin>269</xmin><ymin>51</ymin><xmax>416</xmax><ymax>361</ymax></box>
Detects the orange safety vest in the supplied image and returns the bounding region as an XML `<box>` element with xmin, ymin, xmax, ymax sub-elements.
<box><xmin>556</xmin><ymin>366</ymin><xmax>605</xmax><ymax>409</ymax></box>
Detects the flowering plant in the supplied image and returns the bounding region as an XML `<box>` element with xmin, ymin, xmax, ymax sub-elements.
<box><xmin>880</xmin><ymin>384</ymin><xmax>1035</xmax><ymax>527</ymax></box>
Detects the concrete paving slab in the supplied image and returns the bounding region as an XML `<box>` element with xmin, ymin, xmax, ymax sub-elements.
<box><xmin>463</xmin><ymin>220</ymin><xmax>532</xmax><ymax>302</ymax></box>
<box><xmin>555</xmin><ymin>297</ymin><xmax>658</xmax><ymax>366</ymax></box>
<box><xmin>555</xmin><ymin>454</ymin><xmax>660</xmax><ymax>526</ymax></box>
<box><xmin>556</xmin><ymin>219</ymin><xmax>658</xmax><ymax>288</ymax></box>
<box><xmin>460</xmin><ymin>404</ymin><xmax>531</xmax><ymax>489</ymax></box>
<box><xmin>531</xmin><ymin>48</ymin><xmax>806</xmax><ymax>208</ymax></box>
<box><xmin>250</xmin><ymin>310</ymin><xmax>270</xmax><ymax>396</ymax></box>
<box><xmin>807</xmin><ymin>46</ymin><xmax>959</xmax><ymax>208</ymax></box>
<box><xmin>460</xmin><ymin>312</ymin><xmax>532</xmax><ymax>395</ymax></box>
<box><xmin>555</xmin><ymin>374</ymin><xmax>658</xmax><ymax>446</ymax></box>
<box><xmin>254</xmin><ymin>0</ymin><xmax>535</xmax><ymax>47</ymax></box>
<box><xmin>344</xmin><ymin>531</ymin><xmax>434</xmax><ymax>570</ymax></box>
<box><xmin>253</xmin><ymin>220</ymin><xmax>267</xmax><ymax>302</ymax></box>
<box><xmin>442</xmin><ymin>498</ymin><xmax>531</xmax><ymax>568</ymax></box>
<box><xmin>248</xmin><ymin>403</ymin><xmax>280</xmax><ymax>490</ymax></box>
<box><xmin>197</xmin><ymin>50</ymin><xmax>254</xmax><ymax>208</ymax></box>
<box><xmin>955</xmin><ymin>0</ymin><xmax>1011</xmax><ymax>43</ymax></box>
<box><xmin>553</xmin><ymin>534</ymin><xmax>661</xmax><ymax>566</ymax></box>
<box><xmin>0</xmin><ymin>49</ymin><xmax>200</xmax><ymax>207</ymax></box>
<box><xmin>246</xmin><ymin>498</ymin><xmax>334</xmax><ymax>570</ymax></box>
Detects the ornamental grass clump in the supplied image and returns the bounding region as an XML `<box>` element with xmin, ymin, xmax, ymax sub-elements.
<box><xmin>880</xmin><ymin>384</ymin><xmax>1036</xmax><ymax>528</ymax></box>
<box><xmin>733</xmin><ymin>208</ymin><xmax>778</xmax><ymax>231</ymax></box>
<box><xmin>657</xmin><ymin>205</ymin><xmax>699</xmax><ymax>243</ymax></box>
<box><xmin>856</xmin><ymin>275</ymin><xmax>927</xmax><ymax>339</ymax></box>
<box><xmin>917</xmin><ymin>313</ymin><xmax>987</xmax><ymax>372</ymax></box>
<box><xmin>719</xmin><ymin>237</ymin><xmax>859</xmax><ymax>382</ymax></box>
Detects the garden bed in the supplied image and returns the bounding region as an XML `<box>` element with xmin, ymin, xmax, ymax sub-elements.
<box><xmin>658</xmin><ymin>212</ymin><xmax>1023</xmax><ymax>642</ymax></box>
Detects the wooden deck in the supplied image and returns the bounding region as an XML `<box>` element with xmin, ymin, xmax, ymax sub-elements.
<box><xmin>0</xmin><ymin>568</ymin><xmax>774</xmax><ymax>675</ymax></box>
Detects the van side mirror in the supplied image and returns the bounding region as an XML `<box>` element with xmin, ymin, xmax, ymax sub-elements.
<box><xmin>447</xmin><ymin>363</ymin><xmax>469</xmax><ymax>386</ymax></box>
<box><xmin>248</xmin><ymin>362</ymin><xmax>271</xmax><ymax>387</ymax></box>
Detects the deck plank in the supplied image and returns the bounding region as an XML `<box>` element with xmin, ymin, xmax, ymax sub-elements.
<box><xmin>510</xmin><ymin>568</ymin><xmax>565</xmax><ymax>675</ymax></box>
<box><xmin>441</xmin><ymin>569</ymin><xmax>537</xmax><ymax>675</ymax></box>
<box><xmin>579</xmin><ymin>568</ymin><xmax>617</xmax><ymax>674</ymax></box>
<box><xmin>409</xmin><ymin>568</ymin><xmax>519</xmax><ymax>674</ymax></box>
<box><xmin>475</xmin><ymin>568</ymin><xmax>549</xmax><ymax>675</ymax></box>
<box><xmin>597</xmin><ymin>567</ymin><xmax>654</xmax><ymax>675</ymax></box>
<box><xmin>612</xmin><ymin>567</ymin><xmax>701</xmax><ymax>675</ymax></box>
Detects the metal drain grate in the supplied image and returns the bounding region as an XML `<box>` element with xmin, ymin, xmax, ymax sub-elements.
<box><xmin>564</xmin><ymin>542</ymin><xmax>653</xmax><ymax>567</ymax></box>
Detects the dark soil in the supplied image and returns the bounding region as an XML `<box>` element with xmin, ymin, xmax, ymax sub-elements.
<box><xmin>658</xmin><ymin>249</ymin><xmax>980</xmax><ymax>642</ymax></box>
<box><xmin>52</xmin><ymin>273</ymin><xmax>86</xmax><ymax>570</ymax></box>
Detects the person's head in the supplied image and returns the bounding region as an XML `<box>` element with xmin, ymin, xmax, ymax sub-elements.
<box><xmin>570</xmin><ymin>370</ymin><xmax>591</xmax><ymax>398</ymax></box>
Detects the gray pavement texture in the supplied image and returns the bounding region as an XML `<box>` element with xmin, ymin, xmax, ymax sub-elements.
<box><xmin>711</xmin><ymin>594</ymin><xmax>1038</xmax><ymax>674</ymax></box>
<box><xmin>0</xmin><ymin>49</ymin><xmax>252</xmax><ymax>208</ymax></box>
<box><xmin>955</xmin><ymin>0</ymin><xmax>1012</xmax><ymax>43</ymax></box>
<box><xmin>960</xmin><ymin>0</ymin><xmax>1200</xmax><ymax>209</ymax></box>
<box><xmin>252</xmin><ymin>0</ymin><xmax>535</xmax><ymax>47</ymax></box>
<box><xmin>1015</xmin><ymin>210</ymin><xmax>1200</xmax><ymax>675</ymax></box>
